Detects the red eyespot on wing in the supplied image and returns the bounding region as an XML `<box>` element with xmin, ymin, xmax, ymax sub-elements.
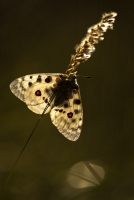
<box><xmin>59</xmin><ymin>74</ymin><xmax>63</xmax><ymax>78</ymax></box>
<box><xmin>56</xmin><ymin>77</ymin><xmax>61</xmax><ymax>82</ymax></box>
<box><xmin>35</xmin><ymin>90</ymin><xmax>41</xmax><ymax>96</ymax></box>
<box><xmin>73</xmin><ymin>89</ymin><xmax>78</xmax><ymax>94</ymax></box>
<box><xmin>67</xmin><ymin>112</ymin><xmax>73</xmax><ymax>118</ymax></box>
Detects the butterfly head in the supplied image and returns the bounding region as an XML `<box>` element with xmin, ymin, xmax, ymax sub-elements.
<box><xmin>67</xmin><ymin>71</ymin><xmax>77</xmax><ymax>82</ymax></box>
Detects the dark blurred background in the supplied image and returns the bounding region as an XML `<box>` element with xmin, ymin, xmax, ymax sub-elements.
<box><xmin>0</xmin><ymin>0</ymin><xmax>134</xmax><ymax>199</ymax></box>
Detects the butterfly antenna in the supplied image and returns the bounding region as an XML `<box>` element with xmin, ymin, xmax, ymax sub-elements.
<box><xmin>77</xmin><ymin>75</ymin><xmax>91</xmax><ymax>78</ymax></box>
<box><xmin>0</xmin><ymin>94</ymin><xmax>55</xmax><ymax>197</ymax></box>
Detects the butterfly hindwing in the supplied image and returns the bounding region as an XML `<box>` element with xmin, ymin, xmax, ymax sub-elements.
<box><xmin>50</xmin><ymin>87</ymin><xmax>83</xmax><ymax>141</ymax></box>
<box><xmin>10</xmin><ymin>73</ymin><xmax>63</xmax><ymax>114</ymax></box>
<box><xmin>28</xmin><ymin>102</ymin><xmax>52</xmax><ymax>115</ymax></box>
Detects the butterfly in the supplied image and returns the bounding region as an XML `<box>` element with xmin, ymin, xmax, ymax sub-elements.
<box><xmin>10</xmin><ymin>12</ymin><xmax>117</xmax><ymax>141</ymax></box>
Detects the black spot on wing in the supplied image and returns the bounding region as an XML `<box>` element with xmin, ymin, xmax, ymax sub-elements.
<box><xmin>64</xmin><ymin>103</ymin><xmax>69</xmax><ymax>108</ymax></box>
<box><xmin>72</xmin><ymin>119</ymin><xmax>76</xmax><ymax>123</ymax></box>
<box><xmin>37</xmin><ymin>75</ymin><xmax>42</xmax><ymax>82</ymax></box>
<box><xmin>78</xmin><ymin>126</ymin><xmax>82</xmax><ymax>131</ymax></box>
<box><xmin>74</xmin><ymin>109</ymin><xmax>80</xmax><ymax>114</ymax></box>
<box><xmin>73</xmin><ymin>99</ymin><xmax>81</xmax><ymax>105</ymax></box>
<box><xmin>45</xmin><ymin>88</ymin><xmax>49</xmax><ymax>93</ymax></box>
<box><xmin>45</xmin><ymin>98</ymin><xmax>48</xmax><ymax>103</ymax></box>
<box><xmin>45</xmin><ymin>76</ymin><xmax>52</xmax><ymax>83</ymax></box>
<box><xmin>28</xmin><ymin>82</ymin><xmax>32</xmax><ymax>87</ymax></box>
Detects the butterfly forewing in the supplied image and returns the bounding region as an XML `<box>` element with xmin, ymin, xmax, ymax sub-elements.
<box><xmin>10</xmin><ymin>73</ymin><xmax>61</xmax><ymax>100</ymax></box>
<box><xmin>10</xmin><ymin>73</ymin><xmax>64</xmax><ymax>114</ymax></box>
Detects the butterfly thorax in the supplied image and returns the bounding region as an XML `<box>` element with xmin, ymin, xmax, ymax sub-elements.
<box><xmin>52</xmin><ymin>73</ymin><xmax>79</xmax><ymax>106</ymax></box>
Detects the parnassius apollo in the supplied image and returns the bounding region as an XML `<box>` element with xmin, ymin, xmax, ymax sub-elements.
<box><xmin>10</xmin><ymin>12</ymin><xmax>117</xmax><ymax>141</ymax></box>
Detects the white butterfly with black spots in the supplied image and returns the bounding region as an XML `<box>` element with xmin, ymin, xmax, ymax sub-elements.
<box><xmin>10</xmin><ymin>12</ymin><xmax>117</xmax><ymax>141</ymax></box>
